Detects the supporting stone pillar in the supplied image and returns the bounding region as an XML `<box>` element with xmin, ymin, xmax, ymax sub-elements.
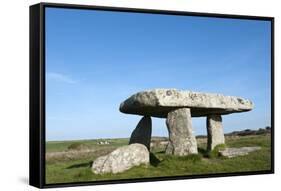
<box><xmin>165</xmin><ymin>108</ymin><xmax>198</xmax><ymax>156</ymax></box>
<box><xmin>207</xmin><ymin>115</ymin><xmax>225</xmax><ymax>151</ymax></box>
<box><xmin>129</xmin><ymin>116</ymin><xmax>152</xmax><ymax>151</ymax></box>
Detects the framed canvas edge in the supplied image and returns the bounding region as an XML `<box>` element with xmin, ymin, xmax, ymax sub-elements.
<box><xmin>29</xmin><ymin>3</ymin><xmax>45</xmax><ymax>188</ymax></box>
<box><xmin>29</xmin><ymin>2</ymin><xmax>275</xmax><ymax>189</ymax></box>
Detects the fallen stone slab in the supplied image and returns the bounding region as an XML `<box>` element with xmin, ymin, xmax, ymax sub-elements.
<box><xmin>120</xmin><ymin>89</ymin><xmax>253</xmax><ymax>117</ymax></box>
<box><xmin>218</xmin><ymin>147</ymin><xmax>261</xmax><ymax>158</ymax></box>
<box><xmin>92</xmin><ymin>143</ymin><xmax>149</xmax><ymax>174</ymax></box>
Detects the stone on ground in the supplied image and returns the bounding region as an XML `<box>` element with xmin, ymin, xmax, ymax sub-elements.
<box><xmin>129</xmin><ymin>116</ymin><xmax>152</xmax><ymax>150</ymax></box>
<box><xmin>207</xmin><ymin>115</ymin><xmax>225</xmax><ymax>151</ymax></box>
<box><xmin>218</xmin><ymin>147</ymin><xmax>261</xmax><ymax>158</ymax></box>
<box><xmin>165</xmin><ymin>108</ymin><xmax>198</xmax><ymax>156</ymax></box>
<box><xmin>92</xmin><ymin>143</ymin><xmax>149</xmax><ymax>174</ymax></box>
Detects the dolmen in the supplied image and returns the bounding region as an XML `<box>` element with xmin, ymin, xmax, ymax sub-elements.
<box><xmin>120</xmin><ymin>89</ymin><xmax>253</xmax><ymax>156</ymax></box>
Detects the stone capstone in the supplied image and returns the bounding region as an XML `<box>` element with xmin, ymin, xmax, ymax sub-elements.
<box><xmin>218</xmin><ymin>147</ymin><xmax>261</xmax><ymax>158</ymax></box>
<box><xmin>91</xmin><ymin>143</ymin><xmax>149</xmax><ymax>174</ymax></box>
<box><xmin>207</xmin><ymin>115</ymin><xmax>225</xmax><ymax>151</ymax></box>
<box><xmin>120</xmin><ymin>89</ymin><xmax>254</xmax><ymax>154</ymax></box>
<box><xmin>165</xmin><ymin>108</ymin><xmax>198</xmax><ymax>156</ymax></box>
<box><xmin>119</xmin><ymin>89</ymin><xmax>253</xmax><ymax>118</ymax></box>
<box><xmin>129</xmin><ymin>116</ymin><xmax>152</xmax><ymax>150</ymax></box>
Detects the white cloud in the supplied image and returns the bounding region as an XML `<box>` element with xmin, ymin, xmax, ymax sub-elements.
<box><xmin>47</xmin><ymin>72</ymin><xmax>78</xmax><ymax>84</ymax></box>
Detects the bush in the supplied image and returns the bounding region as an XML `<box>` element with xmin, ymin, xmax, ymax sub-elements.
<box><xmin>256</xmin><ymin>129</ymin><xmax>266</xmax><ymax>135</ymax></box>
<box><xmin>67</xmin><ymin>143</ymin><xmax>89</xmax><ymax>151</ymax></box>
<box><xmin>265</xmin><ymin>126</ymin><xmax>271</xmax><ymax>130</ymax></box>
<box><xmin>206</xmin><ymin>144</ymin><xmax>226</xmax><ymax>158</ymax></box>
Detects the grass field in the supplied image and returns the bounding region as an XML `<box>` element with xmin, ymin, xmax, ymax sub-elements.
<box><xmin>45</xmin><ymin>134</ymin><xmax>271</xmax><ymax>184</ymax></box>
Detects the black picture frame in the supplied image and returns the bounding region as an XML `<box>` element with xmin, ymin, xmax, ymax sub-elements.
<box><xmin>29</xmin><ymin>2</ymin><xmax>275</xmax><ymax>189</ymax></box>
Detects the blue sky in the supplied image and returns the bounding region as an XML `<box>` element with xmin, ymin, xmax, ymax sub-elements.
<box><xmin>45</xmin><ymin>7</ymin><xmax>271</xmax><ymax>141</ymax></box>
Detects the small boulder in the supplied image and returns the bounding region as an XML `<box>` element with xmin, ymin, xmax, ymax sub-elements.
<box><xmin>92</xmin><ymin>143</ymin><xmax>149</xmax><ymax>174</ymax></box>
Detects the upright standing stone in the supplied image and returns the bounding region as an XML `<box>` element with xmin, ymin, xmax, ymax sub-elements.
<box><xmin>129</xmin><ymin>116</ymin><xmax>152</xmax><ymax>150</ymax></box>
<box><xmin>165</xmin><ymin>108</ymin><xmax>198</xmax><ymax>156</ymax></box>
<box><xmin>207</xmin><ymin>115</ymin><xmax>225</xmax><ymax>151</ymax></box>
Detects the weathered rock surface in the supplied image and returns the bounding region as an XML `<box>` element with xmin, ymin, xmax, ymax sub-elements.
<box><xmin>165</xmin><ymin>108</ymin><xmax>198</xmax><ymax>156</ymax></box>
<box><xmin>218</xmin><ymin>147</ymin><xmax>261</xmax><ymax>158</ymax></box>
<box><xmin>92</xmin><ymin>143</ymin><xmax>149</xmax><ymax>174</ymax></box>
<box><xmin>207</xmin><ymin>115</ymin><xmax>225</xmax><ymax>151</ymax></box>
<box><xmin>120</xmin><ymin>89</ymin><xmax>253</xmax><ymax>118</ymax></box>
<box><xmin>129</xmin><ymin>116</ymin><xmax>152</xmax><ymax>150</ymax></box>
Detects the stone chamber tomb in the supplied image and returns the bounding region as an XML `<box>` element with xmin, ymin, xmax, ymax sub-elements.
<box><xmin>119</xmin><ymin>89</ymin><xmax>254</xmax><ymax>156</ymax></box>
<box><xmin>92</xmin><ymin>89</ymin><xmax>254</xmax><ymax>174</ymax></box>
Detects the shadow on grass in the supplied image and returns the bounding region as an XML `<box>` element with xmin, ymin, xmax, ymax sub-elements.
<box><xmin>67</xmin><ymin>161</ymin><xmax>92</xmax><ymax>169</ymax></box>
<box><xmin>198</xmin><ymin>147</ymin><xmax>209</xmax><ymax>157</ymax></box>
<box><xmin>155</xmin><ymin>151</ymin><xmax>165</xmax><ymax>154</ymax></box>
<box><xmin>150</xmin><ymin>153</ymin><xmax>161</xmax><ymax>167</ymax></box>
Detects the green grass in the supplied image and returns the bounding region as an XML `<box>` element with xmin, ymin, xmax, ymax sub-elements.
<box><xmin>46</xmin><ymin>138</ymin><xmax>129</xmax><ymax>152</ymax></box>
<box><xmin>202</xmin><ymin>144</ymin><xmax>227</xmax><ymax>158</ymax></box>
<box><xmin>46</xmin><ymin>134</ymin><xmax>271</xmax><ymax>184</ymax></box>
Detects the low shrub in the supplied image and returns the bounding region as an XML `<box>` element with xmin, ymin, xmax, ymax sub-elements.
<box><xmin>206</xmin><ymin>144</ymin><xmax>226</xmax><ymax>158</ymax></box>
<box><xmin>67</xmin><ymin>143</ymin><xmax>89</xmax><ymax>151</ymax></box>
